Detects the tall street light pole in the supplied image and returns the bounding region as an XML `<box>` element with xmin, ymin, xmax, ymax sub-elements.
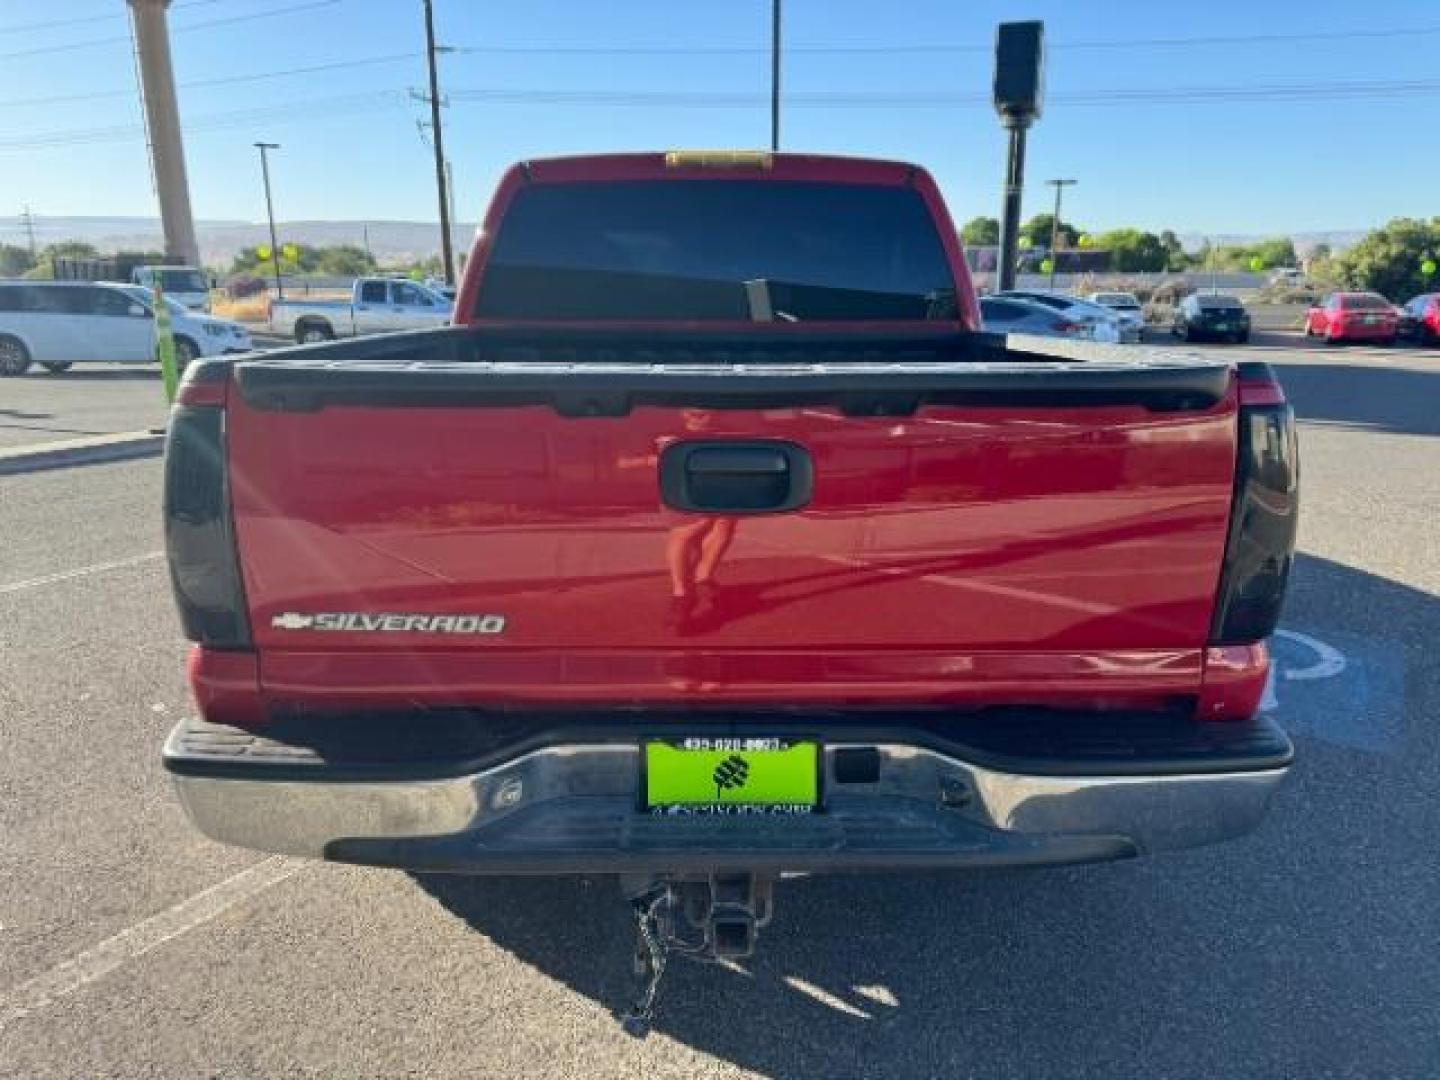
<box><xmin>1046</xmin><ymin>177</ymin><xmax>1075</xmax><ymax>289</ymax></box>
<box><xmin>770</xmin><ymin>0</ymin><xmax>782</xmax><ymax>151</ymax></box>
<box><xmin>254</xmin><ymin>142</ymin><xmax>283</xmax><ymax>301</ymax></box>
<box><xmin>423</xmin><ymin>0</ymin><xmax>456</xmax><ymax>286</ymax></box>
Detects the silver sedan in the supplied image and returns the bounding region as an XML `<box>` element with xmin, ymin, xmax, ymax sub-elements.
<box><xmin>980</xmin><ymin>295</ymin><xmax>1097</xmax><ymax>339</ymax></box>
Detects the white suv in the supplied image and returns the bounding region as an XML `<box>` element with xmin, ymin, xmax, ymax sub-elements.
<box><xmin>0</xmin><ymin>281</ymin><xmax>251</xmax><ymax>376</ymax></box>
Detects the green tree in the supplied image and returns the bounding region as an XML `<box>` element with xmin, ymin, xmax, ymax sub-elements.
<box><xmin>1334</xmin><ymin>218</ymin><xmax>1440</xmax><ymax>300</ymax></box>
<box><xmin>22</xmin><ymin>241</ymin><xmax>100</xmax><ymax>279</ymax></box>
<box><xmin>1022</xmin><ymin>213</ymin><xmax>1078</xmax><ymax>251</ymax></box>
<box><xmin>231</xmin><ymin>243</ymin><xmax>381</xmax><ymax>277</ymax></box>
<box><xmin>1094</xmin><ymin>228</ymin><xmax>1168</xmax><ymax>272</ymax></box>
<box><xmin>1247</xmin><ymin>237</ymin><xmax>1298</xmax><ymax>269</ymax></box>
<box><xmin>40</xmin><ymin>241</ymin><xmax>99</xmax><ymax>261</ymax></box>
<box><xmin>0</xmin><ymin>243</ymin><xmax>35</xmax><ymax>277</ymax></box>
<box><xmin>1158</xmin><ymin>230</ymin><xmax>1187</xmax><ymax>270</ymax></box>
<box><xmin>314</xmin><ymin>245</ymin><xmax>377</xmax><ymax>276</ymax></box>
<box><xmin>960</xmin><ymin>216</ymin><xmax>1000</xmax><ymax>246</ymax></box>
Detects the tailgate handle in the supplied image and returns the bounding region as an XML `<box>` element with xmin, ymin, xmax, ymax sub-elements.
<box><xmin>660</xmin><ymin>441</ymin><xmax>812</xmax><ymax>514</ymax></box>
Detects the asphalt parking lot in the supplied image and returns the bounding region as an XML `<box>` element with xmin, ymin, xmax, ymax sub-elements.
<box><xmin>2</xmin><ymin>335</ymin><xmax>1438</xmax><ymax>1078</ymax></box>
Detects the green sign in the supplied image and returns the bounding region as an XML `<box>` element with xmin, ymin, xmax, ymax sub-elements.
<box><xmin>1077</xmin><ymin>233</ymin><xmax>1093</xmax><ymax>249</ymax></box>
<box><xmin>1040</xmin><ymin>257</ymin><xmax>1054</xmax><ymax>275</ymax></box>
<box><xmin>1249</xmin><ymin>255</ymin><xmax>1265</xmax><ymax>272</ymax></box>
<box><xmin>1422</xmin><ymin>258</ymin><xmax>1438</xmax><ymax>278</ymax></box>
<box><xmin>256</xmin><ymin>244</ymin><xmax>272</xmax><ymax>261</ymax></box>
<box><xmin>281</xmin><ymin>242</ymin><xmax>299</xmax><ymax>262</ymax></box>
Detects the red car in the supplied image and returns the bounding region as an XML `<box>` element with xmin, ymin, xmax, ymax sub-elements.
<box><xmin>1398</xmin><ymin>293</ymin><xmax>1440</xmax><ymax>344</ymax></box>
<box><xmin>1305</xmin><ymin>291</ymin><xmax>1398</xmax><ymax>344</ymax></box>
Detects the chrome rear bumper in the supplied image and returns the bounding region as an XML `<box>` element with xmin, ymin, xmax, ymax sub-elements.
<box><xmin>166</xmin><ymin>725</ymin><xmax>1289</xmax><ymax>874</ymax></box>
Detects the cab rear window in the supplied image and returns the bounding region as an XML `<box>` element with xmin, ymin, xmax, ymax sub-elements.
<box><xmin>473</xmin><ymin>181</ymin><xmax>956</xmax><ymax>322</ymax></box>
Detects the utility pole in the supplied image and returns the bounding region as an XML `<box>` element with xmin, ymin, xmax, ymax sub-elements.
<box><xmin>422</xmin><ymin>0</ymin><xmax>455</xmax><ymax>286</ymax></box>
<box><xmin>20</xmin><ymin>206</ymin><xmax>37</xmax><ymax>258</ymax></box>
<box><xmin>127</xmin><ymin>0</ymin><xmax>200</xmax><ymax>268</ymax></box>
<box><xmin>1045</xmin><ymin>178</ymin><xmax>1075</xmax><ymax>289</ymax></box>
<box><xmin>254</xmin><ymin>142</ymin><xmax>284</xmax><ymax>301</ymax></box>
<box><xmin>770</xmin><ymin>0</ymin><xmax>782</xmax><ymax>151</ymax></box>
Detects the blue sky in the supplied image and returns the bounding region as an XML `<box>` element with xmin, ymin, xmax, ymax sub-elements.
<box><xmin>0</xmin><ymin>0</ymin><xmax>1434</xmax><ymax>235</ymax></box>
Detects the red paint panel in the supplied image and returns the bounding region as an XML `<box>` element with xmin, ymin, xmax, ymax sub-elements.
<box><xmin>1196</xmin><ymin>643</ymin><xmax>1270</xmax><ymax>721</ymax></box>
<box><xmin>226</xmin><ymin>388</ymin><xmax>1238</xmax><ymax>708</ymax></box>
<box><xmin>187</xmin><ymin>646</ymin><xmax>266</xmax><ymax>728</ymax></box>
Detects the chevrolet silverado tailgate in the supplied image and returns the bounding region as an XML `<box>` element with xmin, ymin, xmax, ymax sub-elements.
<box><xmin>224</xmin><ymin>334</ymin><xmax>1239</xmax><ymax>708</ymax></box>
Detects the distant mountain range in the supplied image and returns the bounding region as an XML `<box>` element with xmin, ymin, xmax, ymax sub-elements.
<box><xmin>0</xmin><ymin>215</ymin><xmax>1369</xmax><ymax>268</ymax></box>
<box><xmin>0</xmin><ymin>216</ymin><xmax>478</xmax><ymax>268</ymax></box>
<box><xmin>1176</xmin><ymin>231</ymin><xmax>1368</xmax><ymax>256</ymax></box>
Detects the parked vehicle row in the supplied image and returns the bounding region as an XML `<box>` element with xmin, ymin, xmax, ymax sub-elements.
<box><xmin>1397</xmin><ymin>293</ymin><xmax>1440</xmax><ymax>344</ymax></box>
<box><xmin>270</xmin><ymin>276</ymin><xmax>452</xmax><ymax>343</ymax></box>
<box><xmin>1304</xmin><ymin>292</ymin><xmax>1397</xmax><ymax>344</ymax></box>
<box><xmin>1086</xmin><ymin>291</ymin><xmax>1147</xmax><ymax>341</ymax></box>
<box><xmin>985</xmin><ymin>289</ymin><xmax>1140</xmax><ymax>343</ymax></box>
<box><xmin>979</xmin><ymin>295</ymin><xmax>1092</xmax><ymax>339</ymax></box>
<box><xmin>1172</xmin><ymin>294</ymin><xmax>1251</xmax><ymax>344</ymax></box>
<box><xmin>0</xmin><ymin>280</ymin><xmax>250</xmax><ymax>376</ymax></box>
<box><xmin>55</xmin><ymin>256</ymin><xmax>212</xmax><ymax>312</ymax></box>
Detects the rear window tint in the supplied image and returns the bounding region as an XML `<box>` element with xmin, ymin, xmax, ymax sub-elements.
<box><xmin>474</xmin><ymin>180</ymin><xmax>956</xmax><ymax>322</ymax></box>
<box><xmin>1341</xmin><ymin>294</ymin><xmax>1390</xmax><ymax>310</ymax></box>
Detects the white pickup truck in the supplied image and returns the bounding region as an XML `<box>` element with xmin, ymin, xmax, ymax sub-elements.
<box><xmin>270</xmin><ymin>277</ymin><xmax>452</xmax><ymax>343</ymax></box>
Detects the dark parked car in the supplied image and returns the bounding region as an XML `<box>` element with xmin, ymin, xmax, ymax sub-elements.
<box><xmin>1397</xmin><ymin>293</ymin><xmax>1440</xmax><ymax>344</ymax></box>
<box><xmin>1172</xmin><ymin>294</ymin><xmax>1250</xmax><ymax>343</ymax></box>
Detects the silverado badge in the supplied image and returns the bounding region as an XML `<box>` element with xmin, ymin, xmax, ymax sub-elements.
<box><xmin>269</xmin><ymin>612</ymin><xmax>507</xmax><ymax>634</ymax></box>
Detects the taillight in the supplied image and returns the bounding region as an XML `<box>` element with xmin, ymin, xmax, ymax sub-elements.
<box><xmin>1053</xmin><ymin>319</ymin><xmax>1079</xmax><ymax>333</ymax></box>
<box><xmin>1210</xmin><ymin>362</ymin><xmax>1299</xmax><ymax>645</ymax></box>
<box><xmin>164</xmin><ymin>391</ymin><xmax>251</xmax><ymax>648</ymax></box>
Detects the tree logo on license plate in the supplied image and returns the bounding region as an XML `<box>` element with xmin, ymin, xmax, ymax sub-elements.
<box><xmin>712</xmin><ymin>755</ymin><xmax>751</xmax><ymax>797</ymax></box>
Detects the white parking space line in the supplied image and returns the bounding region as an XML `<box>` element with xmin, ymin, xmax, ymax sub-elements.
<box><xmin>0</xmin><ymin>551</ymin><xmax>163</xmax><ymax>595</ymax></box>
<box><xmin>0</xmin><ymin>857</ymin><xmax>301</xmax><ymax>1031</ymax></box>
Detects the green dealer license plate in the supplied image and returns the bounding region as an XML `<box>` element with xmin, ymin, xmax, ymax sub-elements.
<box><xmin>645</xmin><ymin>738</ymin><xmax>819</xmax><ymax>815</ymax></box>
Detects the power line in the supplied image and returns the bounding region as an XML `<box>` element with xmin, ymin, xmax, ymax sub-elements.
<box><xmin>0</xmin><ymin>0</ymin><xmax>223</xmax><ymax>36</ymax></box>
<box><xmin>0</xmin><ymin>91</ymin><xmax>404</xmax><ymax>152</ymax></box>
<box><xmin>5</xmin><ymin>75</ymin><xmax>1440</xmax><ymax>153</ymax></box>
<box><xmin>0</xmin><ymin>0</ymin><xmax>344</xmax><ymax>62</ymax></box>
<box><xmin>0</xmin><ymin>51</ymin><xmax>420</xmax><ymax>110</ymax></box>
<box><xmin>443</xmin><ymin>78</ymin><xmax>1440</xmax><ymax>108</ymax></box>
<box><xmin>445</xmin><ymin>24</ymin><xmax>1440</xmax><ymax>56</ymax></box>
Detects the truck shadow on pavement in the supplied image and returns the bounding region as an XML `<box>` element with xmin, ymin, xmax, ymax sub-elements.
<box><xmin>411</xmin><ymin>551</ymin><xmax>1438</xmax><ymax>1078</ymax></box>
<box><xmin>1278</xmin><ymin>360</ymin><xmax>1440</xmax><ymax>437</ymax></box>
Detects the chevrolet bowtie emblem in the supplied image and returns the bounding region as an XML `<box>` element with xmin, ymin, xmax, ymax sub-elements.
<box><xmin>270</xmin><ymin>612</ymin><xmax>315</xmax><ymax>630</ymax></box>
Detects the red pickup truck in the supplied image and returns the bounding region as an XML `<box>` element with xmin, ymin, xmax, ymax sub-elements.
<box><xmin>162</xmin><ymin>152</ymin><xmax>1296</xmax><ymax>1027</ymax></box>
